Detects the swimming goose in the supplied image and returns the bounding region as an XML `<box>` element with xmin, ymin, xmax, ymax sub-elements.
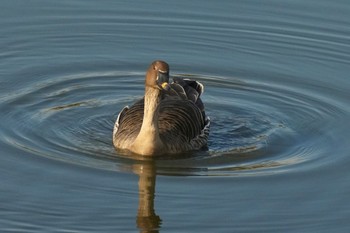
<box><xmin>113</xmin><ymin>60</ymin><xmax>210</xmax><ymax>156</ymax></box>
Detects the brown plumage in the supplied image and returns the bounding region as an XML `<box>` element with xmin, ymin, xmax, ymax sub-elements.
<box><xmin>113</xmin><ymin>60</ymin><xmax>210</xmax><ymax>156</ymax></box>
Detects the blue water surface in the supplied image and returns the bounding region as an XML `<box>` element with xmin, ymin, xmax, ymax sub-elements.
<box><xmin>1</xmin><ymin>0</ymin><xmax>350</xmax><ymax>232</ymax></box>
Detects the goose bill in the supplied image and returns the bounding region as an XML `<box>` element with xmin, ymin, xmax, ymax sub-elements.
<box><xmin>157</xmin><ymin>71</ymin><xmax>169</xmax><ymax>83</ymax></box>
<box><xmin>157</xmin><ymin>71</ymin><xmax>170</xmax><ymax>90</ymax></box>
<box><xmin>160</xmin><ymin>82</ymin><xmax>170</xmax><ymax>91</ymax></box>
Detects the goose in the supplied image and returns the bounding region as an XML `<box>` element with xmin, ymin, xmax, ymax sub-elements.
<box><xmin>113</xmin><ymin>60</ymin><xmax>210</xmax><ymax>156</ymax></box>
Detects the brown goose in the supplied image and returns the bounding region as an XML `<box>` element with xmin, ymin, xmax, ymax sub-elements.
<box><xmin>113</xmin><ymin>60</ymin><xmax>210</xmax><ymax>156</ymax></box>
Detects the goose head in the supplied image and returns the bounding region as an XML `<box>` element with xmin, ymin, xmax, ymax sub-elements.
<box><xmin>145</xmin><ymin>60</ymin><xmax>170</xmax><ymax>90</ymax></box>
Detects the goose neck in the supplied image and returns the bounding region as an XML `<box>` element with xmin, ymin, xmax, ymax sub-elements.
<box><xmin>131</xmin><ymin>87</ymin><xmax>164</xmax><ymax>155</ymax></box>
<box><xmin>142</xmin><ymin>87</ymin><xmax>161</xmax><ymax>131</ymax></box>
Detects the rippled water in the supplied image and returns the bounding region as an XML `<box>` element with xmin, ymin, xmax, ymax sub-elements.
<box><xmin>1</xmin><ymin>0</ymin><xmax>350</xmax><ymax>232</ymax></box>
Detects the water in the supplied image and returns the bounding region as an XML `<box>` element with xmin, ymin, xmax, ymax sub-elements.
<box><xmin>1</xmin><ymin>0</ymin><xmax>350</xmax><ymax>232</ymax></box>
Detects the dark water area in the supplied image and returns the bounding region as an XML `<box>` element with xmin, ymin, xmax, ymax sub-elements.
<box><xmin>1</xmin><ymin>0</ymin><xmax>350</xmax><ymax>232</ymax></box>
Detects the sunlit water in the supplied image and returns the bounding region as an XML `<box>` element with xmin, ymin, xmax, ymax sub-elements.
<box><xmin>1</xmin><ymin>0</ymin><xmax>350</xmax><ymax>232</ymax></box>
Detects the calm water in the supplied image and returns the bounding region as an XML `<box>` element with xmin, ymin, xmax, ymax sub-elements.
<box><xmin>1</xmin><ymin>0</ymin><xmax>350</xmax><ymax>232</ymax></box>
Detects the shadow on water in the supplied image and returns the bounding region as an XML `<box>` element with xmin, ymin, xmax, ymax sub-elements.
<box><xmin>128</xmin><ymin>152</ymin><xmax>291</xmax><ymax>232</ymax></box>
<box><xmin>133</xmin><ymin>161</ymin><xmax>161</xmax><ymax>233</ymax></box>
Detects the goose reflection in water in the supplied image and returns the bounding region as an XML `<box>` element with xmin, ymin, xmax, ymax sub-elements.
<box><xmin>133</xmin><ymin>161</ymin><xmax>161</xmax><ymax>233</ymax></box>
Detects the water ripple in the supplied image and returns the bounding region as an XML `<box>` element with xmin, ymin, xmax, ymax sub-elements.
<box><xmin>0</xmin><ymin>69</ymin><xmax>346</xmax><ymax>177</ymax></box>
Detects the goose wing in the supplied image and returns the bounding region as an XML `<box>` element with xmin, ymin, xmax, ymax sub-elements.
<box><xmin>170</xmin><ymin>77</ymin><xmax>206</xmax><ymax>118</ymax></box>
<box><xmin>113</xmin><ymin>99</ymin><xmax>143</xmax><ymax>148</ymax></box>
<box><xmin>165</xmin><ymin>77</ymin><xmax>209</xmax><ymax>151</ymax></box>
<box><xmin>172</xmin><ymin>77</ymin><xmax>204</xmax><ymax>100</ymax></box>
<box><xmin>158</xmin><ymin>98</ymin><xmax>210</xmax><ymax>152</ymax></box>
